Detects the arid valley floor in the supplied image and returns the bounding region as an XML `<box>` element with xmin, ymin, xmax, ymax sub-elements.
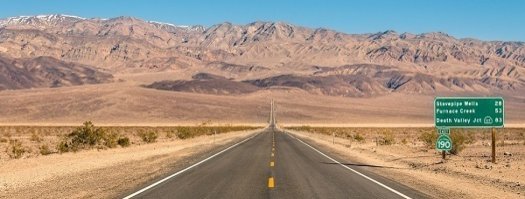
<box><xmin>1</xmin><ymin>13</ymin><xmax>525</xmax><ymax>199</ymax></box>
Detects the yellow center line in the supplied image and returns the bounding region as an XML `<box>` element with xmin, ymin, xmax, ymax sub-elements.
<box><xmin>270</xmin><ymin>161</ymin><xmax>274</xmax><ymax>167</ymax></box>
<box><xmin>268</xmin><ymin>177</ymin><xmax>275</xmax><ymax>188</ymax></box>
<box><xmin>271</xmin><ymin>152</ymin><xmax>274</xmax><ymax>157</ymax></box>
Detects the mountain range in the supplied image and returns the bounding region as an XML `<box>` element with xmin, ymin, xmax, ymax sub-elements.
<box><xmin>1</xmin><ymin>14</ymin><xmax>524</xmax><ymax>96</ymax></box>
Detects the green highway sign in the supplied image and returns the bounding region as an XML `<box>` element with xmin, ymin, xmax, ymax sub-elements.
<box><xmin>436</xmin><ymin>134</ymin><xmax>452</xmax><ymax>151</ymax></box>
<box><xmin>434</xmin><ymin>97</ymin><xmax>504</xmax><ymax>128</ymax></box>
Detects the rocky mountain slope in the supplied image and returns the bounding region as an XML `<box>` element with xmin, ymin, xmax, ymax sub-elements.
<box><xmin>145</xmin><ymin>73</ymin><xmax>259</xmax><ymax>95</ymax></box>
<box><xmin>1</xmin><ymin>14</ymin><xmax>524</xmax><ymax>95</ymax></box>
<box><xmin>0</xmin><ymin>55</ymin><xmax>112</xmax><ymax>90</ymax></box>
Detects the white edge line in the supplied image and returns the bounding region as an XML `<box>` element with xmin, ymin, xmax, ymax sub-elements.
<box><xmin>123</xmin><ymin>132</ymin><xmax>260</xmax><ymax>199</ymax></box>
<box><xmin>287</xmin><ymin>133</ymin><xmax>412</xmax><ymax>199</ymax></box>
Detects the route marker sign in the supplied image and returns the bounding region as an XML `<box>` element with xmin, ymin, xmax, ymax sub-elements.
<box><xmin>437</xmin><ymin>128</ymin><xmax>450</xmax><ymax>135</ymax></box>
<box><xmin>436</xmin><ymin>134</ymin><xmax>452</xmax><ymax>151</ymax></box>
<box><xmin>434</xmin><ymin>97</ymin><xmax>504</xmax><ymax>128</ymax></box>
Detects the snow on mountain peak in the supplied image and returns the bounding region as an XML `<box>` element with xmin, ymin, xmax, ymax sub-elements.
<box><xmin>0</xmin><ymin>14</ymin><xmax>85</xmax><ymax>27</ymax></box>
<box><xmin>148</xmin><ymin>20</ymin><xmax>177</xmax><ymax>27</ymax></box>
<box><xmin>0</xmin><ymin>14</ymin><xmax>207</xmax><ymax>32</ymax></box>
<box><xmin>148</xmin><ymin>20</ymin><xmax>205</xmax><ymax>32</ymax></box>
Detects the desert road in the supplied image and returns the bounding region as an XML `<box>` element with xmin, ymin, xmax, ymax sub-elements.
<box><xmin>123</xmin><ymin>127</ymin><xmax>428</xmax><ymax>199</ymax></box>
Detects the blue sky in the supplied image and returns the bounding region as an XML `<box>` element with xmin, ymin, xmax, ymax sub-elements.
<box><xmin>1</xmin><ymin>0</ymin><xmax>524</xmax><ymax>41</ymax></box>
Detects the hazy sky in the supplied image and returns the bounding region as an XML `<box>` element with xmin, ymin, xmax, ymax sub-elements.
<box><xmin>1</xmin><ymin>0</ymin><xmax>523</xmax><ymax>41</ymax></box>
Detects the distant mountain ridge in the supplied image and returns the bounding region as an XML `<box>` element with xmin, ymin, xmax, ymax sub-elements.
<box><xmin>1</xmin><ymin>14</ymin><xmax>524</xmax><ymax>95</ymax></box>
<box><xmin>0</xmin><ymin>55</ymin><xmax>113</xmax><ymax>90</ymax></box>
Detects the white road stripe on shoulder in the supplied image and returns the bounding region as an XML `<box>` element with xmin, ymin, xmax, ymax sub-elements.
<box><xmin>288</xmin><ymin>133</ymin><xmax>412</xmax><ymax>199</ymax></box>
<box><xmin>123</xmin><ymin>132</ymin><xmax>260</xmax><ymax>199</ymax></box>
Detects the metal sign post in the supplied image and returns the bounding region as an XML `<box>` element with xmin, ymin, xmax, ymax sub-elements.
<box><xmin>492</xmin><ymin>128</ymin><xmax>496</xmax><ymax>163</ymax></box>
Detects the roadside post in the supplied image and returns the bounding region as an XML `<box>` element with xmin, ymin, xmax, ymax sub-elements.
<box><xmin>492</xmin><ymin>128</ymin><xmax>496</xmax><ymax>163</ymax></box>
<box><xmin>434</xmin><ymin>97</ymin><xmax>504</xmax><ymax>163</ymax></box>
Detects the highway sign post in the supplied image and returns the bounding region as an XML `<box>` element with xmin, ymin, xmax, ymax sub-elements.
<box><xmin>434</xmin><ymin>97</ymin><xmax>504</xmax><ymax>163</ymax></box>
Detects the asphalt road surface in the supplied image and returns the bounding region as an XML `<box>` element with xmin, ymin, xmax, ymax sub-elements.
<box><xmin>124</xmin><ymin>128</ymin><xmax>428</xmax><ymax>199</ymax></box>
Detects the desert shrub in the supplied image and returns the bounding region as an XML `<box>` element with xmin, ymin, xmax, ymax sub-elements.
<box><xmin>166</xmin><ymin>130</ymin><xmax>176</xmax><ymax>139</ymax></box>
<box><xmin>450</xmin><ymin>131</ymin><xmax>467</xmax><ymax>155</ymax></box>
<box><xmin>0</xmin><ymin>135</ymin><xmax>7</xmax><ymax>143</ymax></box>
<box><xmin>300</xmin><ymin>125</ymin><xmax>312</xmax><ymax>132</ymax></box>
<box><xmin>464</xmin><ymin>132</ymin><xmax>476</xmax><ymax>145</ymax></box>
<box><xmin>7</xmin><ymin>139</ymin><xmax>27</xmax><ymax>159</ymax></box>
<box><xmin>176</xmin><ymin>127</ymin><xmax>193</xmax><ymax>139</ymax></box>
<box><xmin>401</xmin><ymin>138</ymin><xmax>408</xmax><ymax>145</ymax></box>
<box><xmin>102</xmin><ymin>131</ymin><xmax>119</xmax><ymax>148</ymax></box>
<box><xmin>70</xmin><ymin>121</ymin><xmax>105</xmax><ymax>147</ymax></box>
<box><xmin>419</xmin><ymin>130</ymin><xmax>437</xmax><ymax>148</ymax></box>
<box><xmin>39</xmin><ymin>144</ymin><xmax>53</xmax><ymax>155</ymax></box>
<box><xmin>139</xmin><ymin>131</ymin><xmax>158</xmax><ymax>143</ymax></box>
<box><xmin>30</xmin><ymin>132</ymin><xmax>43</xmax><ymax>142</ymax></box>
<box><xmin>117</xmin><ymin>137</ymin><xmax>130</xmax><ymax>147</ymax></box>
<box><xmin>286</xmin><ymin>126</ymin><xmax>312</xmax><ymax>132</ymax></box>
<box><xmin>57</xmin><ymin>121</ymin><xmax>107</xmax><ymax>152</ymax></box>
<box><xmin>56</xmin><ymin>141</ymin><xmax>69</xmax><ymax>153</ymax></box>
<box><xmin>378</xmin><ymin>132</ymin><xmax>395</xmax><ymax>145</ymax></box>
<box><xmin>353</xmin><ymin>133</ymin><xmax>365</xmax><ymax>142</ymax></box>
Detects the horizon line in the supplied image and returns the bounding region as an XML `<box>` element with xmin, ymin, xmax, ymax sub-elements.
<box><xmin>1</xmin><ymin>13</ymin><xmax>524</xmax><ymax>43</ymax></box>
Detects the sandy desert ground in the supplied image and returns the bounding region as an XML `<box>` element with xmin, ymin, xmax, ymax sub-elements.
<box><xmin>0</xmin><ymin>72</ymin><xmax>524</xmax><ymax>126</ymax></box>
